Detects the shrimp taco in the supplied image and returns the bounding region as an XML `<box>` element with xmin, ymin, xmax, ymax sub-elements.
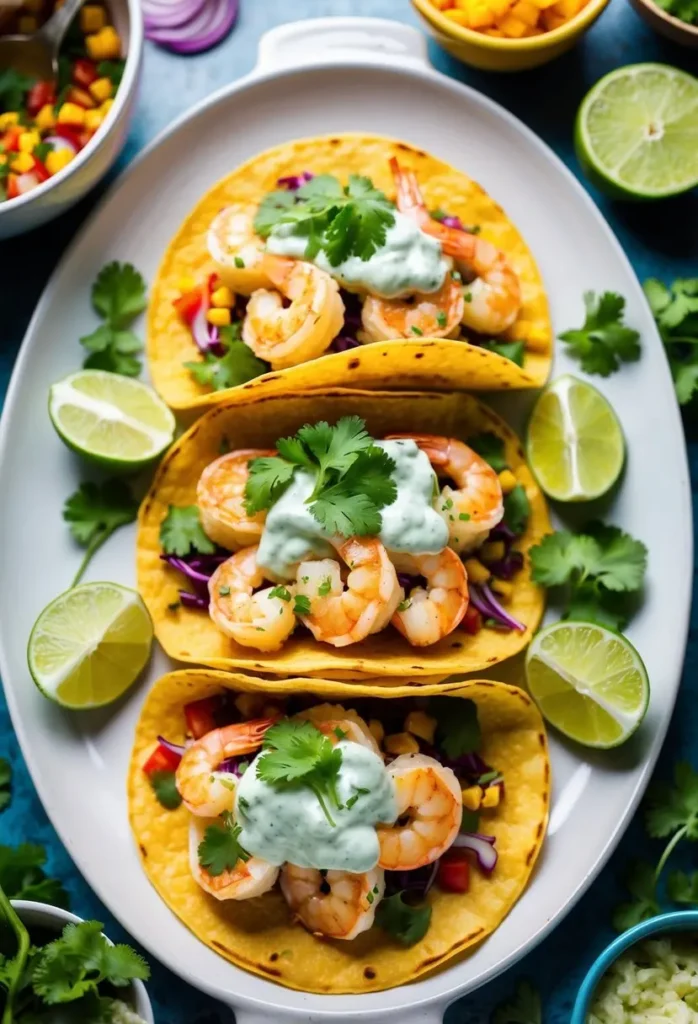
<box><xmin>137</xmin><ymin>388</ymin><xmax>549</xmax><ymax>680</ymax></box>
<box><xmin>129</xmin><ymin>670</ymin><xmax>550</xmax><ymax>993</ymax></box>
<box><xmin>148</xmin><ymin>134</ymin><xmax>552</xmax><ymax>413</ymax></box>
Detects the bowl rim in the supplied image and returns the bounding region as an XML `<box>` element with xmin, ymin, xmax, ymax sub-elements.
<box><xmin>412</xmin><ymin>0</ymin><xmax>611</xmax><ymax>50</ymax></box>
<box><xmin>571</xmin><ymin>909</ymin><xmax>698</xmax><ymax>1023</ymax></box>
<box><xmin>630</xmin><ymin>0</ymin><xmax>698</xmax><ymax>37</ymax></box>
<box><xmin>0</xmin><ymin>0</ymin><xmax>144</xmax><ymax>218</ymax></box>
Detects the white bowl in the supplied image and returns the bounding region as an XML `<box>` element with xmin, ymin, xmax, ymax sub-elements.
<box><xmin>11</xmin><ymin>899</ymin><xmax>154</xmax><ymax>1023</ymax></box>
<box><xmin>0</xmin><ymin>0</ymin><xmax>143</xmax><ymax>239</ymax></box>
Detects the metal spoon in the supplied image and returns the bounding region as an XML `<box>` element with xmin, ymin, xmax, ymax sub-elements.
<box><xmin>0</xmin><ymin>0</ymin><xmax>86</xmax><ymax>81</ymax></box>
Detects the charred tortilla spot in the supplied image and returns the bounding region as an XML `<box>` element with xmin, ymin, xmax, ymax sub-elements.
<box><xmin>139</xmin><ymin>844</ymin><xmax>147</xmax><ymax>858</ymax></box>
<box><xmin>364</xmin><ymin>967</ymin><xmax>376</xmax><ymax>980</ymax></box>
<box><xmin>348</xmin><ymin>358</ymin><xmax>360</xmax><ymax>370</ymax></box>
<box><xmin>415</xmin><ymin>352</ymin><xmax>424</xmax><ymax>360</ymax></box>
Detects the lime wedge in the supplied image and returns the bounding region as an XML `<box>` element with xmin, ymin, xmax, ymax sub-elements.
<box><xmin>49</xmin><ymin>370</ymin><xmax>175</xmax><ymax>470</ymax></box>
<box><xmin>526</xmin><ymin>621</ymin><xmax>649</xmax><ymax>748</ymax></box>
<box><xmin>575</xmin><ymin>63</ymin><xmax>698</xmax><ymax>199</ymax></box>
<box><xmin>28</xmin><ymin>582</ymin><xmax>153</xmax><ymax>709</ymax></box>
<box><xmin>526</xmin><ymin>374</ymin><xmax>624</xmax><ymax>502</ymax></box>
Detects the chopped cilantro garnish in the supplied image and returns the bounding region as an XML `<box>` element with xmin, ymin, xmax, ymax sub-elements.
<box><xmin>63</xmin><ymin>480</ymin><xmax>138</xmax><ymax>587</ymax></box>
<box><xmin>160</xmin><ymin>504</ymin><xmax>215</xmax><ymax>557</ymax></box>
<box><xmin>436</xmin><ymin>311</ymin><xmax>447</xmax><ymax>328</ymax></box>
<box><xmin>185</xmin><ymin>323</ymin><xmax>268</xmax><ymax>391</ymax></box>
<box><xmin>198</xmin><ymin>812</ymin><xmax>250</xmax><ymax>875</ymax></box>
<box><xmin>479</xmin><ymin>340</ymin><xmax>525</xmax><ymax>367</ymax></box>
<box><xmin>375</xmin><ymin>892</ymin><xmax>432</xmax><ymax>945</ymax></box>
<box><xmin>411</xmin><ymin>326</ymin><xmax>423</xmax><ymax>336</ymax></box>
<box><xmin>149</xmin><ymin>770</ymin><xmax>182</xmax><ymax>810</ymax></box>
<box><xmin>294</xmin><ymin>594</ymin><xmax>312</xmax><ymax>616</ymax></box>
<box><xmin>257</xmin><ymin>719</ymin><xmax>343</xmax><ymax>826</ymax></box>
<box><xmin>502</xmin><ymin>484</ymin><xmax>530</xmax><ymax>535</ymax></box>
<box><xmin>318</xmin><ymin>575</ymin><xmax>333</xmax><ymax>596</ymax></box>
<box><xmin>429</xmin><ymin>697</ymin><xmax>481</xmax><ymax>759</ymax></box>
<box><xmin>269</xmin><ymin>585</ymin><xmax>292</xmax><ymax>602</ymax></box>
<box><xmin>559</xmin><ymin>291</ymin><xmax>640</xmax><ymax>377</ymax></box>
<box><xmin>234</xmin><ymin>256</ymin><xmax>245</xmax><ymax>268</ymax></box>
<box><xmin>397</xmin><ymin>598</ymin><xmax>412</xmax><ymax>612</ymax></box>
<box><xmin>80</xmin><ymin>262</ymin><xmax>148</xmax><ymax>377</ymax></box>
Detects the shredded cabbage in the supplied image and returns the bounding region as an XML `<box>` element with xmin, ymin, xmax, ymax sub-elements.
<box><xmin>589</xmin><ymin>937</ymin><xmax>698</xmax><ymax>1023</ymax></box>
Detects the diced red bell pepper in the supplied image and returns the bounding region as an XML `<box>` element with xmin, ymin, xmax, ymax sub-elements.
<box><xmin>3</xmin><ymin>127</ymin><xmax>22</xmax><ymax>153</ymax></box>
<box><xmin>462</xmin><ymin>604</ymin><xmax>482</xmax><ymax>635</ymax></box>
<box><xmin>184</xmin><ymin>697</ymin><xmax>219</xmax><ymax>740</ymax></box>
<box><xmin>53</xmin><ymin>124</ymin><xmax>84</xmax><ymax>150</ymax></box>
<box><xmin>6</xmin><ymin>174</ymin><xmax>20</xmax><ymax>201</ymax></box>
<box><xmin>437</xmin><ymin>849</ymin><xmax>471</xmax><ymax>893</ymax></box>
<box><xmin>33</xmin><ymin>157</ymin><xmax>50</xmax><ymax>183</ymax></box>
<box><xmin>72</xmin><ymin>57</ymin><xmax>99</xmax><ymax>89</ymax></box>
<box><xmin>142</xmin><ymin>742</ymin><xmax>181</xmax><ymax>776</ymax></box>
<box><xmin>173</xmin><ymin>286</ymin><xmax>203</xmax><ymax>326</ymax></box>
<box><xmin>27</xmin><ymin>80</ymin><xmax>56</xmax><ymax>117</ymax></box>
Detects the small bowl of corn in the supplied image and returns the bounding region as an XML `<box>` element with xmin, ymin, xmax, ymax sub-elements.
<box><xmin>412</xmin><ymin>0</ymin><xmax>611</xmax><ymax>70</ymax></box>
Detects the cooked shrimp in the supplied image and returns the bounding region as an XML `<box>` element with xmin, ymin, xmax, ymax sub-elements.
<box><xmin>242</xmin><ymin>256</ymin><xmax>345</xmax><ymax>370</ymax></box>
<box><xmin>360</xmin><ymin>273</ymin><xmax>464</xmax><ymax>343</ymax></box>
<box><xmin>197</xmin><ymin>449</ymin><xmax>275</xmax><ymax>550</ymax></box>
<box><xmin>377</xmin><ymin>754</ymin><xmax>462</xmax><ymax>870</ymax></box>
<box><xmin>189</xmin><ymin>818</ymin><xmax>279</xmax><ymax>900</ymax></box>
<box><xmin>296</xmin><ymin>704</ymin><xmax>381</xmax><ymax>755</ymax></box>
<box><xmin>208</xmin><ymin>546</ymin><xmax>297</xmax><ymax>652</ymax></box>
<box><xmin>207</xmin><ymin>204</ymin><xmax>272</xmax><ymax>295</ymax></box>
<box><xmin>390</xmin><ymin>157</ymin><xmax>522</xmax><ymax>335</ymax></box>
<box><xmin>176</xmin><ymin>718</ymin><xmax>274</xmax><ymax>817</ymax></box>
<box><xmin>280</xmin><ymin>864</ymin><xmax>385</xmax><ymax>940</ymax></box>
<box><xmin>391</xmin><ymin>548</ymin><xmax>469</xmax><ymax>647</ymax></box>
<box><xmin>294</xmin><ymin>538</ymin><xmax>403</xmax><ymax>648</ymax></box>
<box><xmin>388</xmin><ymin>434</ymin><xmax>504</xmax><ymax>553</ymax></box>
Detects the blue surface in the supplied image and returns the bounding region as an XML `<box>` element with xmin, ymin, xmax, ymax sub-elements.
<box><xmin>1</xmin><ymin>2</ymin><xmax>698</xmax><ymax>1021</ymax></box>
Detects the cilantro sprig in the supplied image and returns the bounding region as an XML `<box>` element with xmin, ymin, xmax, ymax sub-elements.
<box><xmin>80</xmin><ymin>263</ymin><xmax>147</xmax><ymax>377</ymax></box>
<box><xmin>644</xmin><ymin>278</ymin><xmax>698</xmax><ymax>405</ymax></box>
<box><xmin>245</xmin><ymin>416</ymin><xmax>397</xmax><ymax>538</ymax></box>
<box><xmin>256</xmin><ymin>719</ymin><xmax>343</xmax><ymax>826</ymax></box>
<box><xmin>0</xmin><ymin>844</ymin><xmax>70</xmax><ymax>909</ymax></box>
<box><xmin>198</xmin><ymin>812</ymin><xmax>250</xmax><ymax>876</ymax></box>
<box><xmin>375</xmin><ymin>892</ymin><xmax>432</xmax><ymax>946</ymax></box>
<box><xmin>0</xmin><ymin>69</ymin><xmax>33</xmax><ymax>113</ymax></box>
<box><xmin>530</xmin><ymin>522</ymin><xmax>647</xmax><ymax>631</ymax></box>
<box><xmin>63</xmin><ymin>480</ymin><xmax>139</xmax><ymax>587</ymax></box>
<box><xmin>429</xmin><ymin>698</ymin><xmax>481</xmax><ymax>760</ymax></box>
<box><xmin>559</xmin><ymin>291</ymin><xmax>640</xmax><ymax>377</ymax></box>
<box><xmin>159</xmin><ymin>505</ymin><xmax>215</xmax><ymax>557</ymax></box>
<box><xmin>185</xmin><ymin>322</ymin><xmax>268</xmax><ymax>391</ymax></box>
<box><xmin>254</xmin><ymin>174</ymin><xmax>395</xmax><ymax>266</ymax></box>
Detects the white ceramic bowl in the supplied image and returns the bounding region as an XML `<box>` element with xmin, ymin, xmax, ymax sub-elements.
<box><xmin>11</xmin><ymin>899</ymin><xmax>154</xmax><ymax>1022</ymax></box>
<box><xmin>0</xmin><ymin>0</ymin><xmax>143</xmax><ymax>240</ymax></box>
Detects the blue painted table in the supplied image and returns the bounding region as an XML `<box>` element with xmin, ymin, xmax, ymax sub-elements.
<box><xmin>1</xmin><ymin>2</ymin><xmax>697</xmax><ymax>1021</ymax></box>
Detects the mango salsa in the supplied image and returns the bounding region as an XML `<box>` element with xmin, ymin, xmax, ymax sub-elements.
<box><xmin>431</xmin><ymin>0</ymin><xmax>591</xmax><ymax>36</ymax></box>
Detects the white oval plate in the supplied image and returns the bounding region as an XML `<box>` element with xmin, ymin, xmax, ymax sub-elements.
<box><xmin>0</xmin><ymin>18</ymin><xmax>691</xmax><ymax>1024</ymax></box>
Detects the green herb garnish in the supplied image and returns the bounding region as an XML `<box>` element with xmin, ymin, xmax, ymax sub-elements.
<box><xmin>479</xmin><ymin>340</ymin><xmax>525</xmax><ymax>367</ymax></box>
<box><xmin>0</xmin><ymin>69</ymin><xmax>33</xmax><ymax>112</ymax></box>
<box><xmin>0</xmin><ymin>844</ymin><xmax>69</xmax><ymax>908</ymax></box>
<box><xmin>256</xmin><ymin>719</ymin><xmax>343</xmax><ymax>826</ymax></box>
<box><xmin>429</xmin><ymin>697</ymin><xmax>481</xmax><ymax>759</ymax></box>
<box><xmin>198</xmin><ymin>812</ymin><xmax>250</xmax><ymax>876</ymax></box>
<box><xmin>293</xmin><ymin>594</ymin><xmax>311</xmax><ymax>616</ymax></box>
<box><xmin>185</xmin><ymin>323</ymin><xmax>268</xmax><ymax>391</ymax></box>
<box><xmin>644</xmin><ymin>277</ymin><xmax>698</xmax><ymax>404</ymax></box>
<box><xmin>502</xmin><ymin>484</ymin><xmax>530</xmax><ymax>535</ymax></box>
<box><xmin>559</xmin><ymin>291</ymin><xmax>640</xmax><ymax>377</ymax></box>
<box><xmin>63</xmin><ymin>480</ymin><xmax>138</xmax><ymax>587</ymax></box>
<box><xmin>148</xmin><ymin>770</ymin><xmax>182</xmax><ymax>811</ymax></box>
<box><xmin>318</xmin><ymin>575</ymin><xmax>333</xmax><ymax>596</ymax></box>
<box><xmin>160</xmin><ymin>505</ymin><xmax>215</xmax><ymax>557</ymax></box>
<box><xmin>269</xmin><ymin>585</ymin><xmax>292</xmax><ymax>602</ymax></box>
<box><xmin>375</xmin><ymin>892</ymin><xmax>432</xmax><ymax>946</ymax></box>
<box><xmin>80</xmin><ymin>262</ymin><xmax>148</xmax><ymax>377</ymax></box>
<box><xmin>491</xmin><ymin>979</ymin><xmax>542</xmax><ymax>1024</ymax></box>
<box><xmin>467</xmin><ymin>433</ymin><xmax>507</xmax><ymax>472</ymax></box>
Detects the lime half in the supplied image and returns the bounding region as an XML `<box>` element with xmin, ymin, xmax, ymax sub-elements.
<box><xmin>526</xmin><ymin>621</ymin><xmax>649</xmax><ymax>748</ymax></box>
<box><xmin>526</xmin><ymin>374</ymin><xmax>624</xmax><ymax>502</ymax></box>
<box><xmin>28</xmin><ymin>582</ymin><xmax>153</xmax><ymax>709</ymax></box>
<box><xmin>49</xmin><ymin>370</ymin><xmax>175</xmax><ymax>470</ymax></box>
<box><xmin>575</xmin><ymin>63</ymin><xmax>698</xmax><ymax>199</ymax></box>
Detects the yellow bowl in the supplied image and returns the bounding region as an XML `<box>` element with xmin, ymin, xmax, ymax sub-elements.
<box><xmin>412</xmin><ymin>0</ymin><xmax>611</xmax><ymax>70</ymax></box>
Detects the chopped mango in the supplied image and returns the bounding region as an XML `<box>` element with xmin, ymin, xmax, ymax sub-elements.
<box><xmin>431</xmin><ymin>0</ymin><xmax>456</xmax><ymax>7</ymax></box>
<box><xmin>99</xmin><ymin>99</ymin><xmax>114</xmax><ymax>116</ymax></box>
<box><xmin>18</xmin><ymin>130</ymin><xmax>41</xmax><ymax>154</ymax></box>
<box><xmin>511</xmin><ymin>0</ymin><xmax>540</xmax><ymax>24</ymax></box>
<box><xmin>552</xmin><ymin>0</ymin><xmax>584</xmax><ymax>16</ymax></box>
<box><xmin>464</xmin><ymin>558</ymin><xmax>491</xmax><ymax>585</ymax></box>
<box><xmin>542</xmin><ymin>8</ymin><xmax>568</xmax><ymax>27</ymax></box>
<box><xmin>81</xmin><ymin>4</ymin><xmax>107</xmax><ymax>32</ymax></box>
<box><xmin>404</xmin><ymin>710</ymin><xmax>437</xmax><ymax>744</ymax></box>
<box><xmin>461</xmin><ymin>786</ymin><xmax>483</xmax><ymax>811</ymax></box>
<box><xmin>57</xmin><ymin>102</ymin><xmax>86</xmax><ymax>126</ymax></box>
<box><xmin>481</xmin><ymin>540</ymin><xmax>506</xmax><ymax>563</ymax></box>
<box><xmin>11</xmin><ymin>152</ymin><xmax>34</xmax><ymax>174</ymax></box>
<box><xmin>385</xmin><ymin>732</ymin><xmax>420</xmax><ymax>755</ymax></box>
<box><xmin>491</xmin><ymin>578</ymin><xmax>514</xmax><ymax>600</ymax></box>
<box><xmin>86</xmin><ymin>25</ymin><xmax>121</xmax><ymax>60</ymax></box>
<box><xmin>0</xmin><ymin>112</ymin><xmax>19</xmax><ymax>131</ymax></box>
<box><xmin>485</xmin><ymin>26</ymin><xmax>506</xmax><ymax>33</ymax></box>
<box><xmin>482</xmin><ymin>785</ymin><xmax>501</xmax><ymax>808</ymax></box>
<box><xmin>498</xmin><ymin>14</ymin><xmax>529</xmax><ymax>35</ymax></box>
<box><xmin>89</xmin><ymin>77</ymin><xmax>113</xmax><ymax>103</ymax></box>
<box><xmin>84</xmin><ymin>108</ymin><xmax>105</xmax><ymax>132</ymax></box>
<box><xmin>35</xmin><ymin>104</ymin><xmax>56</xmax><ymax>131</ymax></box>
<box><xmin>498</xmin><ymin>469</ymin><xmax>518</xmax><ymax>495</ymax></box>
<box><xmin>468</xmin><ymin>4</ymin><xmax>496</xmax><ymax>27</ymax></box>
<box><xmin>206</xmin><ymin>308</ymin><xmax>231</xmax><ymax>327</ymax></box>
<box><xmin>443</xmin><ymin>8</ymin><xmax>471</xmax><ymax>24</ymax></box>
<box><xmin>46</xmin><ymin>149</ymin><xmax>74</xmax><ymax>175</ymax></box>
<box><xmin>211</xmin><ymin>285</ymin><xmax>235</xmax><ymax>309</ymax></box>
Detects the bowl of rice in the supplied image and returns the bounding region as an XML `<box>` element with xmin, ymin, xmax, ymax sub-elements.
<box><xmin>572</xmin><ymin>911</ymin><xmax>698</xmax><ymax>1022</ymax></box>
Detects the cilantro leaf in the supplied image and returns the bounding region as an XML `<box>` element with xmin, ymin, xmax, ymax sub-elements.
<box><xmin>268</xmin><ymin>585</ymin><xmax>292</xmax><ymax>602</ymax></box>
<box><xmin>185</xmin><ymin>325</ymin><xmax>268</xmax><ymax>392</ymax></box>
<box><xmin>429</xmin><ymin>697</ymin><xmax>481</xmax><ymax>759</ymax></box>
<box><xmin>97</xmin><ymin>59</ymin><xmax>126</xmax><ymax>87</ymax></box>
<box><xmin>559</xmin><ymin>291</ymin><xmax>641</xmax><ymax>376</ymax></box>
<box><xmin>0</xmin><ymin>68</ymin><xmax>33</xmax><ymax>112</ymax></box>
<box><xmin>254</xmin><ymin>189</ymin><xmax>300</xmax><ymax>236</ymax></box>
<box><xmin>479</xmin><ymin>340</ymin><xmax>525</xmax><ymax>367</ymax></box>
<box><xmin>645</xmin><ymin>762</ymin><xmax>698</xmax><ymax>841</ymax></box>
<box><xmin>149</xmin><ymin>770</ymin><xmax>182</xmax><ymax>810</ymax></box>
<box><xmin>257</xmin><ymin>719</ymin><xmax>343</xmax><ymax>826</ymax></box>
<box><xmin>375</xmin><ymin>892</ymin><xmax>432</xmax><ymax>946</ymax></box>
<box><xmin>340</xmin><ymin>447</ymin><xmax>397</xmax><ymax>508</ymax></box>
<box><xmin>644</xmin><ymin>277</ymin><xmax>698</xmax><ymax>405</ymax></box>
<box><xmin>83</xmin><ymin>346</ymin><xmax>142</xmax><ymax>377</ymax></box>
<box><xmin>581</xmin><ymin>522</ymin><xmax>648</xmax><ymax>592</ymax></box>
<box><xmin>244</xmin><ymin>456</ymin><xmax>296</xmax><ymax>515</ymax></box>
<box><xmin>198</xmin><ymin>813</ymin><xmax>250</xmax><ymax>876</ymax></box>
<box><xmin>293</xmin><ymin>594</ymin><xmax>311</xmax><ymax>616</ymax></box>
<box><xmin>0</xmin><ymin>844</ymin><xmax>70</xmax><ymax>909</ymax></box>
<box><xmin>91</xmin><ymin>262</ymin><xmax>147</xmax><ymax>328</ymax></box>
<box><xmin>63</xmin><ymin>480</ymin><xmax>138</xmax><ymax>586</ymax></box>
<box><xmin>502</xmin><ymin>484</ymin><xmax>530</xmax><ymax>535</ymax></box>
<box><xmin>0</xmin><ymin>757</ymin><xmax>10</xmax><ymax>812</ymax></box>
<box><xmin>529</xmin><ymin>531</ymin><xmax>594</xmax><ymax>587</ymax></box>
<box><xmin>491</xmin><ymin>979</ymin><xmax>542</xmax><ymax>1024</ymax></box>
<box><xmin>612</xmin><ymin>860</ymin><xmax>659</xmax><ymax>932</ymax></box>
<box><xmin>160</xmin><ymin>505</ymin><xmax>215</xmax><ymax>557</ymax></box>
<box><xmin>100</xmin><ymin>944</ymin><xmax>149</xmax><ymax>987</ymax></box>
<box><xmin>467</xmin><ymin>433</ymin><xmax>507</xmax><ymax>472</ymax></box>
<box><xmin>300</xmin><ymin>415</ymin><xmax>374</xmax><ymax>496</ymax></box>
<box><xmin>311</xmin><ymin>490</ymin><xmax>383</xmax><ymax>537</ymax></box>
<box><xmin>668</xmin><ymin>869</ymin><xmax>698</xmax><ymax>905</ymax></box>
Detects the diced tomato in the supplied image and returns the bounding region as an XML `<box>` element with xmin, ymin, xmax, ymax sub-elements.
<box><xmin>53</xmin><ymin>124</ymin><xmax>83</xmax><ymax>150</ymax></box>
<box><xmin>462</xmin><ymin>605</ymin><xmax>482</xmax><ymax>635</ymax></box>
<box><xmin>27</xmin><ymin>80</ymin><xmax>56</xmax><ymax>117</ymax></box>
<box><xmin>184</xmin><ymin>697</ymin><xmax>219</xmax><ymax>740</ymax></box>
<box><xmin>72</xmin><ymin>57</ymin><xmax>99</xmax><ymax>89</ymax></box>
<box><xmin>33</xmin><ymin>157</ymin><xmax>50</xmax><ymax>183</ymax></box>
<box><xmin>142</xmin><ymin>742</ymin><xmax>181</xmax><ymax>776</ymax></box>
<box><xmin>6</xmin><ymin>174</ymin><xmax>20</xmax><ymax>201</ymax></box>
<box><xmin>173</xmin><ymin>287</ymin><xmax>203</xmax><ymax>325</ymax></box>
<box><xmin>437</xmin><ymin>849</ymin><xmax>470</xmax><ymax>893</ymax></box>
<box><xmin>68</xmin><ymin>85</ymin><xmax>96</xmax><ymax>109</ymax></box>
<box><xmin>3</xmin><ymin>127</ymin><xmax>22</xmax><ymax>153</ymax></box>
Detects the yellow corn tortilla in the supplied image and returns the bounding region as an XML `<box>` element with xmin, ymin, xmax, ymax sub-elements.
<box><xmin>129</xmin><ymin>669</ymin><xmax>550</xmax><ymax>994</ymax></box>
<box><xmin>137</xmin><ymin>388</ymin><xmax>550</xmax><ymax>680</ymax></box>
<box><xmin>148</xmin><ymin>133</ymin><xmax>552</xmax><ymax>414</ymax></box>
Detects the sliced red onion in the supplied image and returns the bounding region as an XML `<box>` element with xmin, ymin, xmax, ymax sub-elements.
<box><xmin>179</xmin><ymin>590</ymin><xmax>208</xmax><ymax>611</ymax></box>
<box><xmin>146</xmin><ymin>0</ymin><xmax>239</xmax><ymax>54</ymax></box>
<box><xmin>469</xmin><ymin>583</ymin><xmax>525</xmax><ymax>633</ymax></box>
<box><xmin>331</xmin><ymin>336</ymin><xmax>361</xmax><ymax>353</ymax></box>
<box><xmin>452</xmin><ymin>832</ymin><xmax>498</xmax><ymax>874</ymax></box>
<box><xmin>157</xmin><ymin>735</ymin><xmax>185</xmax><ymax>759</ymax></box>
<box><xmin>43</xmin><ymin>134</ymin><xmax>77</xmax><ymax>156</ymax></box>
<box><xmin>143</xmin><ymin>0</ymin><xmax>208</xmax><ymax>29</ymax></box>
<box><xmin>277</xmin><ymin>171</ymin><xmax>313</xmax><ymax>191</ymax></box>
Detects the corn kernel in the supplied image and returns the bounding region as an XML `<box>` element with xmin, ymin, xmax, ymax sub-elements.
<box><xmin>211</xmin><ymin>285</ymin><xmax>235</xmax><ymax>309</ymax></box>
<box><xmin>491</xmin><ymin>578</ymin><xmax>514</xmax><ymax>600</ymax></box>
<box><xmin>498</xmin><ymin>469</ymin><xmax>518</xmax><ymax>495</ymax></box>
<box><xmin>443</xmin><ymin>8</ymin><xmax>470</xmax><ymax>23</ymax></box>
<box><xmin>404</xmin><ymin>710</ymin><xmax>437</xmax><ymax>744</ymax></box>
<box><xmin>384</xmin><ymin>732</ymin><xmax>420</xmax><ymax>756</ymax></box>
<box><xmin>368</xmin><ymin>719</ymin><xmax>385</xmax><ymax>744</ymax></box>
<box><xmin>99</xmin><ymin>99</ymin><xmax>114</xmax><ymax>116</ymax></box>
<box><xmin>35</xmin><ymin>104</ymin><xmax>56</xmax><ymax>131</ymax></box>
<box><xmin>525</xmin><ymin>327</ymin><xmax>551</xmax><ymax>353</ymax></box>
<box><xmin>511</xmin><ymin>0</ymin><xmax>540</xmax><ymax>23</ymax></box>
<box><xmin>46</xmin><ymin>148</ymin><xmax>75</xmax><ymax>175</ymax></box>
<box><xmin>86</xmin><ymin>25</ymin><xmax>122</xmax><ymax>60</ymax></box>
<box><xmin>542</xmin><ymin>9</ymin><xmax>567</xmax><ymax>27</ymax></box>
<box><xmin>18</xmin><ymin>15</ymin><xmax>38</xmax><ymax>33</ymax></box>
<box><xmin>84</xmin><ymin>108</ymin><xmax>105</xmax><ymax>132</ymax></box>
<box><xmin>81</xmin><ymin>4</ymin><xmax>107</xmax><ymax>31</ymax></box>
<box><xmin>461</xmin><ymin>786</ymin><xmax>483</xmax><ymax>811</ymax></box>
<box><xmin>18</xmin><ymin>130</ymin><xmax>41</xmax><ymax>153</ymax></box>
<box><xmin>206</xmin><ymin>308</ymin><xmax>231</xmax><ymax>327</ymax></box>
<box><xmin>57</xmin><ymin>102</ymin><xmax>86</xmax><ymax>126</ymax></box>
<box><xmin>499</xmin><ymin>13</ymin><xmax>528</xmax><ymax>34</ymax></box>
<box><xmin>0</xmin><ymin>112</ymin><xmax>19</xmax><ymax>131</ymax></box>
<box><xmin>11</xmin><ymin>152</ymin><xmax>35</xmax><ymax>174</ymax></box>
<box><xmin>481</xmin><ymin>540</ymin><xmax>506</xmax><ymax>563</ymax></box>
<box><xmin>234</xmin><ymin>693</ymin><xmax>264</xmax><ymax>718</ymax></box>
<box><xmin>464</xmin><ymin>558</ymin><xmax>491</xmax><ymax>585</ymax></box>
<box><xmin>89</xmin><ymin>76</ymin><xmax>113</xmax><ymax>103</ymax></box>
<box><xmin>482</xmin><ymin>786</ymin><xmax>501</xmax><ymax>809</ymax></box>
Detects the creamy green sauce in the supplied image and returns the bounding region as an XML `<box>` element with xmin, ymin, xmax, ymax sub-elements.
<box><xmin>235</xmin><ymin>740</ymin><xmax>397</xmax><ymax>872</ymax></box>
<box><xmin>256</xmin><ymin>439</ymin><xmax>448</xmax><ymax>581</ymax></box>
<box><xmin>266</xmin><ymin>211</ymin><xmax>449</xmax><ymax>299</ymax></box>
